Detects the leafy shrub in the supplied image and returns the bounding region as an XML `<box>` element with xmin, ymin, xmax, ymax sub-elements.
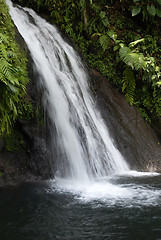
<box><xmin>0</xmin><ymin>0</ymin><xmax>29</xmax><ymax>134</ymax></box>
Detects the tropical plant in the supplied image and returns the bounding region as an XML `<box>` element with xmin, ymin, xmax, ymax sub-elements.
<box><xmin>0</xmin><ymin>0</ymin><xmax>28</xmax><ymax>134</ymax></box>
<box><xmin>122</xmin><ymin>66</ymin><xmax>136</xmax><ymax>104</ymax></box>
<box><xmin>10</xmin><ymin>0</ymin><xmax>161</xmax><ymax>122</ymax></box>
<box><xmin>131</xmin><ymin>0</ymin><xmax>161</xmax><ymax>21</ymax></box>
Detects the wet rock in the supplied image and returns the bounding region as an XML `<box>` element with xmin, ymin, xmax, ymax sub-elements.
<box><xmin>90</xmin><ymin>69</ymin><xmax>161</xmax><ymax>172</ymax></box>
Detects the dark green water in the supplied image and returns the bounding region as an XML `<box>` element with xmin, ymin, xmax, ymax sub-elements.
<box><xmin>1</xmin><ymin>174</ymin><xmax>161</xmax><ymax>240</ymax></box>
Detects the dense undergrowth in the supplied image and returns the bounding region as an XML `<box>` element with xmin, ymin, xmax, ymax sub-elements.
<box><xmin>11</xmin><ymin>0</ymin><xmax>161</xmax><ymax>126</ymax></box>
<box><xmin>0</xmin><ymin>0</ymin><xmax>35</xmax><ymax>153</ymax></box>
<box><xmin>0</xmin><ymin>0</ymin><xmax>31</xmax><ymax>136</ymax></box>
<box><xmin>1</xmin><ymin>0</ymin><xmax>161</xmax><ymax>139</ymax></box>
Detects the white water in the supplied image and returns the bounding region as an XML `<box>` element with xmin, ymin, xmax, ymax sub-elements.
<box><xmin>7</xmin><ymin>0</ymin><xmax>129</xmax><ymax>182</ymax></box>
<box><xmin>7</xmin><ymin>1</ymin><xmax>161</xmax><ymax>207</ymax></box>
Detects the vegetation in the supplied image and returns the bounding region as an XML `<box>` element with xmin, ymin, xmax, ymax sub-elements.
<box><xmin>12</xmin><ymin>0</ymin><xmax>161</xmax><ymax>125</ymax></box>
<box><xmin>0</xmin><ymin>0</ymin><xmax>159</xmax><ymax>131</ymax></box>
<box><xmin>0</xmin><ymin>0</ymin><xmax>29</xmax><ymax>135</ymax></box>
<box><xmin>4</xmin><ymin>129</ymin><xmax>26</xmax><ymax>152</ymax></box>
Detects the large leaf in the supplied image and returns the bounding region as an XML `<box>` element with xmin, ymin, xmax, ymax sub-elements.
<box><xmin>147</xmin><ymin>5</ymin><xmax>156</xmax><ymax>16</ymax></box>
<box><xmin>100</xmin><ymin>11</ymin><xmax>106</xmax><ymax>18</ymax></box>
<box><xmin>129</xmin><ymin>38</ymin><xmax>144</xmax><ymax>47</ymax></box>
<box><xmin>119</xmin><ymin>46</ymin><xmax>146</xmax><ymax>70</ymax></box>
<box><xmin>132</xmin><ymin>6</ymin><xmax>141</xmax><ymax>16</ymax></box>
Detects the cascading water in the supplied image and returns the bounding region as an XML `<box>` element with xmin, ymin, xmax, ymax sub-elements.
<box><xmin>3</xmin><ymin>6</ymin><xmax>161</xmax><ymax>239</ymax></box>
<box><xmin>2</xmin><ymin>4</ymin><xmax>161</xmax><ymax>240</ymax></box>
<box><xmin>7</xmin><ymin>0</ymin><xmax>129</xmax><ymax>183</ymax></box>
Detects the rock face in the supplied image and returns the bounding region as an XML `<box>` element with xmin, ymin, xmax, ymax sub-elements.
<box><xmin>0</xmin><ymin>104</ymin><xmax>53</xmax><ymax>187</ymax></box>
<box><xmin>0</xmin><ymin>52</ymin><xmax>54</xmax><ymax>187</ymax></box>
<box><xmin>90</xmin><ymin>69</ymin><xmax>161</xmax><ymax>172</ymax></box>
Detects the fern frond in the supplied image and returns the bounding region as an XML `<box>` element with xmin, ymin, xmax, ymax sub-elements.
<box><xmin>0</xmin><ymin>33</ymin><xmax>9</xmax><ymax>44</ymax></box>
<box><xmin>119</xmin><ymin>46</ymin><xmax>146</xmax><ymax>70</ymax></box>
<box><xmin>122</xmin><ymin>66</ymin><xmax>136</xmax><ymax>105</ymax></box>
<box><xmin>0</xmin><ymin>72</ymin><xmax>8</xmax><ymax>85</ymax></box>
<box><xmin>0</xmin><ymin>42</ymin><xmax>8</xmax><ymax>59</ymax></box>
<box><xmin>0</xmin><ymin>59</ymin><xmax>12</xmax><ymax>82</ymax></box>
<box><xmin>0</xmin><ymin>58</ymin><xmax>20</xmax><ymax>85</ymax></box>
<box><xmin>99</xmin><ymin>34</ymin><xmax>110</xmax><ymax>51</ymax></box>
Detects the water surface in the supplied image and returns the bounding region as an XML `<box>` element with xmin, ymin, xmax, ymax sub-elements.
<box><xmin>1</xmin><ymin>173</ymin><xmax>161</xmax><ymax>240</ymax></box>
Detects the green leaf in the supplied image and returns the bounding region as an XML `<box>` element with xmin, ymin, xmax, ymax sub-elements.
<box><xmin>133</xmin><ymin>0</ymin><xmax>140</xmax><ymax>2</ymax></box>
<box><xmin>99</xmin><ymin>35</ymin><xmax>110</xmax><ymax>52</ymax></box>
<box><xmin>119</xmin><ymin>46</ymin><xmax>146</xmax><ymax>70</ymax></box>
<box><xmin>107</xmin><ymin>30</ymin><xmax>117</xmax><ymax>41</ymax></box>
<box><xmin>132</xmin><ymin>6</ymin><xmax>141</xmax><ymax>16</ymax></box>
<box><xmin>147</xmin><ymin>5</ymin><xmax>156</xmax><ymax>16</ymax></box>
<box><xmin>156</xmin><ymin>8</ymin><xmax>161</xmax><ymax>17</ymax></box>
<box><xmin>129</xmin><ymin>38</ymin><xmax>144</xmax><ymax>47</ymax></box>
<box><xmin>122</xmin><ymin>66</ymin><xmax>136</xmax><ymax>105</ymax></box>
<box><xmin>91</xmin><ymin>33</ymin><xmax>102</xmax><ymax>38</ymax></box>
<box><xmin>102</xmin><ymin>17</ymin><xmax>109</xmax><ymax>27</ymax></box>
<box><xmin>113</xmin><ymin>45</ymin><xmax>119</xmax><ymax>51</ymax></box>
<box><xmin>100</xmin><ymin>11</ymin><xmax>106</xmax><ymax>18</ymax></box>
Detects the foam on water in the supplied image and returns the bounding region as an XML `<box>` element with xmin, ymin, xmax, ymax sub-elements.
<box><xmin>48</xmin><ymin>171</ymin><xmax>161</xmax><ymax>207</ymax></box>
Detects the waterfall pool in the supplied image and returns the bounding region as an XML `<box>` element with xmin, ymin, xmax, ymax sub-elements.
<box><xmin>1</xmin><ymin>172</ymin><xmax>161</xmax><ymax>240</ymax></box>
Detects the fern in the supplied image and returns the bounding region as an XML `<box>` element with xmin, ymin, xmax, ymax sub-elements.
<box><xmin>0</xmin><ymin>1</ymin><xmax>29</xmax><ymax>134</ymax></box>
<box><xmin>119</xmin><ymin>45</ymin><xmax>146</xmax><ymax>70</ymax></box>
<box><xmin>0</xmin><ymin>32</ymin><xmax>9</xmax><ymax>44</ymax></box>
<box><xmin>122</xmin><ymin>66</ymin><xmax>136</xmax><ymax>105</ymax></box>
<box><xmin>99</xmin><ymin>34</ymin><xmax>110</xmax><ymax>51</ymax></box>
<box><xmin>0</xmin><ymin>41</ymin><xmax>8</xmax><ymax>59</ymax></box>
<box><xmin>98</xmin><ymin>30</ymin><xmax>117</xmax><ymax>52</ymax></box>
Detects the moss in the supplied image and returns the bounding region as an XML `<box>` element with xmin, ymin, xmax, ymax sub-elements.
<box><xmin>4</xmin><ymin>130</ymin><xmax>26</xmax><ymax>152</ymax></box>
<box><xmin>17</xmin><ymin>100</ymin><xmax>34</xmax><ymax>120</ymax></box>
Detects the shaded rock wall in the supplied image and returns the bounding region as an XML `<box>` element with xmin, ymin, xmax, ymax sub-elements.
<box><xmin>0</xmin><ymin>32</ymin><xmax>53</xmax><ymax>187</ymax></box>
<box><xmin>90</xmin><ymin>69</ymin><xmax>161</xmax><ymax>172</ymax></box>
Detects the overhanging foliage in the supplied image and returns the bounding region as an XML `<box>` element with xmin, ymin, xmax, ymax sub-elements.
<box><xmin>0</xmin><ymin>0</ymin><xmax>29</xmax><ymax>134</ymax></box>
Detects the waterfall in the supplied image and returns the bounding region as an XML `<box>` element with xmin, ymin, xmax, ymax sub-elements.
<box><xmin>7</xmin><ymin>0</ymin><xmax>129</xmax><ymax>183</ymax></box>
